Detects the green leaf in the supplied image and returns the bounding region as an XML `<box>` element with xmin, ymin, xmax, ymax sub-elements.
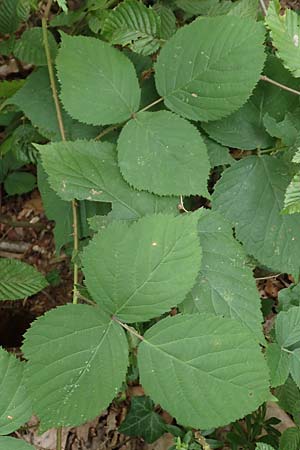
<box><xmin>4</xmin><ymin>172</ymin><xmax>36</xmax><ymax>195</ymax></box>
<box><xmin>266</xmin><ymin>0</ymin><xmax>300</xmax><ymax>77</ymax></box>
<box><xmin>0</xmin><ymin>437</ymin><xmax>35</xmax><ymax>450</ymax></box>
<box><xmin>212</xmin><ymin>156</ymin><xmax>300</xmax><ymax>275</ymax></box>
<box><xmin>174</xmin><ymin>0</ymin><xmax>220</xmax><ymax>16</ymax></box>
<box><xmin>117</xmin><ymin>111</ymin><xmax>210</xmax><ymax>196</ymax></box>
<box><xmin>37</xmin><ymin>163</ymin><xmax>72</xmax><ymax>252</ymax></box>
<box><xmin>9</xmin><ymin>69</ymin><xmax>98</xmax><ymax>141</ymax></box>
<box><xmin>276</xmin><ymin>307</ymin><xmax>300</xmax><ymax>349</ymax></box>
<box><xmin>56</xmin><ymin>34</ymin><xmax>140</xmax><ymax>126</ymax></box>
<box><xmin>278</xmin><ymin>283</ymin><xmax>300</xmax><ymax>312</ymax></box>
<box><xmin>82</xmin><ymin>214</ymin><xmax>201</xmax><ymax>322</ymax></box>
<box><xmin>55</xmin><ymin>0</ymin><xmax>68</xmax><ymax>12</ymax></box>
<box><xmin>37</xmin><ymin>140</ymin><xmax>177</xmax><ymax>220</ymax></box>
<box><xmin>0</xmin><ymin>259</ymin><xmax>48</xmax><ymax>300</ymax></box>
<box><xmin>138</xmin><ymin>314</ymin><xmax>270</xmax><ymax>429</ymax></box>
<box><xmin>279</xmin><ymin>428</ymin><xmax>300</xmax><ymax>450</ymax></box>
<box><xmin>0</xmin><ymin>80</ymin><xmax>25</xmax><ymax>99</ymax></box>
<box><xmin>103</xmin><ymin>0</ymin><xmax>161</xmax><ymax>56</ymax></box>
<box><xmin>0</xmin><ymin>348</ymin><xmax>32</xmax><ymax>435</ymax></box>
<box><xmin>290</xmin><ymin>349</ymin><xmax>300</xmax><ymax>388</ymax></box>
<box><xmin>154</xmin><ymin>3</ymin><xmax>176</xmax><ymax>40</ymax></box>
<box><xmin>0</xmin><ymin>0</ymin><xmax>29</xmax><ymax>34</ymax></box>
<box><xmin>276</xmin><ymin>376</ymin><xmax>300</xmax><ymax>418</ymax></box>
<box><xmin>283</xmin><ymin>172</ymin><xmax>300</xmax><ymax>215</ymax></box>
<box><xmin>22</xmin><ymin>304</ymin><xmax>128</xmax><ymax>431</ymax></box>
<box><xmin>155</xmin><ymin>15</ymin><xmax>266</xmax><ymax>121</ymax></box>
<box><xmin>119</xmin><ymin>396</ymin><xmax>166</xmax><ymax>443</ymax></box>
<box><xmin>227</xmin><ymin>0</ymin><xmax>258</xmax><ymax>19</ymax></box>
<box><xmin>256</xmin><ymin>444</ymin><xmax>275</xmax><ymax>450</ymax></box>
<box><xmin>266</xmin><ymin>343</ymin><xmax>291</xmax><ymax>388</ymax></box>
<box><xmin>204</xmin><ymin>137</ymin><xmax>234</xmax><ymax>167</ymax></box>
<box><xmin>203</xmin><ymin>56</ymin><xmax>299</xmax><ymax>150</ymax></box>
<box><xmin>14</xmin><ymin>28</ymin><xmax>57</xmax><ymax>66</ymax></box>
<box><xmin>181</xmin><ymin>210</ymin><xmax>264</xmax><ymax>341</ymax></box>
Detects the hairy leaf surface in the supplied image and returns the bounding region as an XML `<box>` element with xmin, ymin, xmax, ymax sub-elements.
<box><xmin>22</xmin><ymin>304</ymin><xmax>128</xmax><ymax>431</ymax></box>
<box><xmin>0</xmin><ymin>348</ymin><xmax>31</xmax><ymax>435</ymax></box>
<box><xmin>82</xmin><ymin>214</ymin><xmax>201</xmax><ymax>322</ymax></box>
<box><xmin>0</xmin><ymin>259</ymin><xmax>48</xmax><ymax>300</ymax></box>
<box><xmin>212</xmin><ymin>156</ymin><xmax>300</xmax><ymax>275</ymax></box>
<box><xmin>56</xmin><ymin>34</ymin><xmax>140</xmax><ymax>125</ymax></box>
<box><xmin>38</xmin><ymin>140</ymin><xmax>177</xmax><ymax>220</ymax></box>
<box><xmin>182</xmin><ymin>210</ymin><xmax>264</xmax><ymax>341</ymax></box>
<box><xmin>155</xmin><ymin>15</ymin><xmax>266</xmax><ymax>121</ymax></box>
<box><xmin>138</xmin><ymin>314</ymin><xmax>270</xmax><ymax>429</ymax></box>
<box><xmin>117</xmin><ymin>111</ymin><xmax>210</xmax><ymax>196</ymax></box>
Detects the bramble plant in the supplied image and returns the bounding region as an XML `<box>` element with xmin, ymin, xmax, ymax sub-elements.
<box><xmin>3</xmin><ymin>0</ymin><xmax>300</xmax><ymax>449</ymax></box>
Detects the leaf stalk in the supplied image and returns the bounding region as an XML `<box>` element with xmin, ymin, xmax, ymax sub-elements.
<box><xmin>42</xmin><ymin>0</ymin><xmax>79</xmax><ymax>306</ymax></box>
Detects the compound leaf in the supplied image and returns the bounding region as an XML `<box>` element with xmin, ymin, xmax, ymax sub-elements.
<box><xmin>182</xmin><ymin>210</ymin><xmax>264</xmax><ymax>341</ymax></box>
<box><xmin>0</xmin><ymin>437</ymin><xmax>35</xmax><ymax>450</ymax></box>
<box><xmin>266</xmin><ymin>0</ymin><xmax>300</xmax><ymax>77</ymax></box>
<box><xmin>155</xmin><ymin>15</ymin><xmax>266</xmax><ymax>121</ymax></box>
<box><xmin>0</xmin><ymin>259</ymin><xmax>48</xmax><ymax>301</ymax></box>
<box><xmin>56</xmin><ymin>34</ymin><xmax>140</xmax><ymax>125</ymax></box>
<box><xmin>138</xmin><ymin>314</ymin><xmax>270</xmax><ymax>429</ymax></box>
<box><xmin>212</xmin><ymin>156</ymin><xmax>300</xmax><ymax>275</ymax></box>
<box><xmin>82</xmin><ymin>214</ymin><xmax>201</xmax><ymax>322</ymax></box>
<box><xmin>22</xmin><ymin>304</ymin><xmax>128</xmax><ymax>431</ymax></box>
<box><xmin>117</xmin><ymin>111</ymin><xmax>210</xmax><ymax>196</ymax></box>
<box><xmin>103</xmin><ymin>0</ymin><xmax>161</xmax><ymax>56</ymax></box>
<box><xmin>0</xmin><ymin>348</ymin><xmax>32</xmax><ymax>435</ymax></box>
<box><xmin>38</xmin><ymin>140</ymin><xmax>177</xmax><ymax>220</ymax></box>
<box><xmin>119</xmin><ymin>396</ymin><xmax>166</xmax><ymax>443</ymax></box>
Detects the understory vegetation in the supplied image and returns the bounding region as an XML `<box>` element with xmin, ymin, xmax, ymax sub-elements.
<box><xmin>2</xmin><ymin>0</ymin><xmax>300</xmax><ymax>449</ymax></box>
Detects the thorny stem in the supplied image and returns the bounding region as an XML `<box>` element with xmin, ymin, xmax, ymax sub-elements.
<box><xmin>42</xmin><ymin>0</ymin><xmax>79</xmax><ymax>306</ymax></box>
<box><xmin>194</xmin><ymin>431</ymin><xmax>212</xmax><ymax>450</ymax></box>
<box><xmin>259</xmin><ymin>0</ymin><xmax>268</xmax><ymax>16</ymax></box>
<box><xmin>112</xmin><ymin>316</ymin><xmax>144</xmax><ymax>341</ymax></box>
<box><xmin>260</xmin><ymin>75</ymin><xmax>300</xmax><ymax>96</ymax></box>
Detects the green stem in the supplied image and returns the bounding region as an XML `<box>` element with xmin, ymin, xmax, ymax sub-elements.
<box><xmin>260</xmin><ymin>75</ymin><xmax>300</xmax><ymax>96</ymax></box>
<box><xmin>138</xmin><ymin>97</ymin><xmax>164</xmax><ymax>113</ymax></box>
<box><xmin>112</xmin><ymin>316</ymin><xmax>144</xmax><ymax>341</ymax></box>
<box><xmin>95</xmin><ymin>97</ymin><xmax>164</xmax><ymax>140</ymax></box>
<box><xmin>42</xmin><ymin>0</ymin><xmax>79</xmax><ymax>305</ymax></box>
<box><xmin>56</xmin><ymin>427</ymin><xmax>62</xmax><ymax>450</ymax></box>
